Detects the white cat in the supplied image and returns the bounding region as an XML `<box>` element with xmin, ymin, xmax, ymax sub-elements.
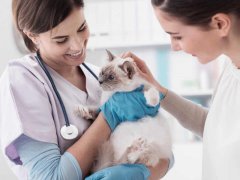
<box><xmin>75</xmin><ymin>50</ymin><xmax>172</xmax><ymax>172</ymax></box>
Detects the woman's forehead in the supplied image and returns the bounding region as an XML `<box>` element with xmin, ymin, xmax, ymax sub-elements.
<box><xmin>154</xmin><ymin>9</ymin><xmax>185</xmax><ymax>32</ymax></box>
<box><xmin>50</xmin><ymin>8</ymin><xmax>85</xmax><ymax>36</ymax></box>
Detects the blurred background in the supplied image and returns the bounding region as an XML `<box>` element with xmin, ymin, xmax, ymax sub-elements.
<box><xmin>0</xmin><ymin>0</ymin><xmax>225</xmax><ymax>179</ymax></box>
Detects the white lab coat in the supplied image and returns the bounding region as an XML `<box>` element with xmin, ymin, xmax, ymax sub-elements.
<box><xmin>0</xmin><ymin>54</ymin><xmax>102</xmax><ymax>179</ymax></box>
<box><xmin>203</xmin><ymin>57</ymin><xmax>240</xmax><ymax>179</ymax></box>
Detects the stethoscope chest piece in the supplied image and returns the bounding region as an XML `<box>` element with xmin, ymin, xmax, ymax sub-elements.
<box><xmin>61</xmin><ymin>124</ymin><xmax>79</xmax><ymax>140</ymax></box>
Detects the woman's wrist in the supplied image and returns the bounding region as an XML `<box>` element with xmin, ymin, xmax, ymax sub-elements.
<box><xmin>152</xmin><ymin>80</ymin><xmax>168</xmax><ymax>98</ymax></box>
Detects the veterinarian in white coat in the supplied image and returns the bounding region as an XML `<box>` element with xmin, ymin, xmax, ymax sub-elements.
<box><xmin>122</xmin><ymin>0</ymin><xmax>240</xmax><ymax>180</ymax></box>
<box><xmin>0</xmin><ymin>0</ymin><xmax>170</xmax><ymax>179</ymax></box>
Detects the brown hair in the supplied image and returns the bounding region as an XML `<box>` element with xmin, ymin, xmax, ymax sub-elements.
<box><xmin>151</xmin><ymin>0</ymin><xmax>240</xmax><ymax>27</ymax></box>
<box><xmin>12</xmin><ymin>0</ymin><xmax>84</xmax><ymax>52</ymax></box>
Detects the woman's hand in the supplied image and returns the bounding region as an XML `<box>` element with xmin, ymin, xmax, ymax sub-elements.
<box><xmin>100</xmin><ymin>85</ymin><xmax>160</xmax><ymax>131</ymax></box>
<box><xmin>85</xmin><ymin>164</ymin><xmax>150</xmax><ymax>180</ymax></box>
<box><xmin>121</xmin><ymin>52</ymin><xmax>168</xmax><ymax>95</ymax></box>
<box><xmin>121</xmin><ymin>52</ymin><xmax>157</xmax><ymax>86</ymax></box>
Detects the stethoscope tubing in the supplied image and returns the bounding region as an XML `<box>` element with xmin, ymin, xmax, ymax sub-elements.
<box><xmin>35</xmin><ymin>52</ymin><xmax>67</xmax><ymax>127</ymax></box>
<box><xmin>82</xmin><ymin>63</ymin><xmax>99</xmax><ymax>81</ymax></box>
<box><xmin>35</xmin><ymin>52</ymin><xmax>99</xmax><ymax>136</ymax></box>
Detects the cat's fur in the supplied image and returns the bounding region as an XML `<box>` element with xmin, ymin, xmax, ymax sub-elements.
<box><xmin>75</xmin><ymin>50</ymin><xmax>172</xmax><ymax>172</ymax></box>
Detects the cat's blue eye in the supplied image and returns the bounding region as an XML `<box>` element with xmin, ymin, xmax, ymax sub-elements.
<box><xmin>108</xmin><ymin>75</ymin><xmax>114</xmax><ymax>80</ymax></box>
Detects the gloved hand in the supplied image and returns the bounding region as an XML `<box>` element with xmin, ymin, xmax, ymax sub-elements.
<box><xmin>100</xmin><ymin>85</ymin><xmax>160</xmax><ymax>131</ymax></box>
<box><xmin>85</xmin><ymin>164</ymin><xmax>150</xmax><ymax>180</ymax></box>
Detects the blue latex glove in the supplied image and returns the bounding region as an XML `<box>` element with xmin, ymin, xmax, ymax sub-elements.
<box><xmin>100</xmin><ymin>85</ymin><xmax>160</xmax><ymax>131</ymax></box>
<box><xmin>85</xmin><ymin>164</ymin><xmax>150</xmax><ymax>180</ymax></box>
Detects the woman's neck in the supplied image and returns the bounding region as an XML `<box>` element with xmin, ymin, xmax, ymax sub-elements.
<box><xmin>38</xmin><ymin>53</ymin><xmax>78</xmax><ymax>78</ymax></box>
<box><xmin>38</xmin><ymin>53</ymin><xmax>86</xmax><ymax>91</ymax></box>
<box><xmin>49</xmin><ymin>62</ymin><xmax>86</xmax><ymax>92</ymax></box>
<box><xmin>223</xmin><ymin>35</ymin><xmax>240</xmax><ymax>68</ymax></box>
<box><xmin>224</xmin><ymin>21</ymin><xmax>240</xmax><ymax>68</ymax></box>
<box><xmin>225</xmin><ymin>45</ymin><xmax>240</xmax><ymax>68</ymax></box>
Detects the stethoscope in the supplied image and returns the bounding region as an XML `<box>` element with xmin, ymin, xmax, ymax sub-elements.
<box><xmin>35</xmin><ymin>51</ymin><xmax>98</xmax><ymax>140</ymax></box>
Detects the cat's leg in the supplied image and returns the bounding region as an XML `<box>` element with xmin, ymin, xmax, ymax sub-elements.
<box><xmin>126</xmin><ymin>138</ymin><xmax>161</xmax><ymax>167</ymax></box>
<box><xmin>75</xmin><ymin>105</ymin><xmax>99</xmax><ymax>120</ymax></box>
<box><xmin>144</xmin><ymin>87</ymin><xmax>160</xmax><ymax>107</ymax></box>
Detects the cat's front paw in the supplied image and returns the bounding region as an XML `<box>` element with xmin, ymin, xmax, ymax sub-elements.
<box><xmin>74</xmin><ymin>105</ymin><xmax>96</xmax><ymax>120</ymax></box>
<box><xmin>144</xmin><ymin>87</ymin><xmax>160</xmax><ymax>106</ymax></box>
<box><xmin>126</xmin><ymin>138</ymin><xmax>147</xmax><ymax>163</ymax></box>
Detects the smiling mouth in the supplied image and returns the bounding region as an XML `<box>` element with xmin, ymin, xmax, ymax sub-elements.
<box><xmin>66</xmin><ymin>49</ymin><xmax>84</xmax><ymax>58</ymax></box>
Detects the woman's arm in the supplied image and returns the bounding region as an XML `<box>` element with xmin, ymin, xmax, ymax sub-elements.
<box><xmin>148</xmin><ymin>153</ymin><xmax>174</xmax><ymax>180</ymax></box>
<box><xmin>157</xmin><ymin>85</ymin><xmax>208</xmax><ymax>137</ymax></box>
<box><xmin>121</xmin><ymin>52</ymin><xmax>208</xmax><ymax>137</ymax></box>
<box><xmin>15</xmin><ymin>135</ymin><xmax>82</xmax><ymax>180</ymax></box>
<box><xmin>16</xmin><ymin>113</ymin><xmax>111</xmax><ymax>179</ymax></box>
<box><xmin>16</xmin><ymin>132</ymin><xmax>170</xmax><ymax>180</ymax></box>
<box><xmin>148</xmin><ymin>159</ymin><xmax>169</xmax><ymax>180</ymax></box>
<box><xmin>67</xmin><ymin>113</ymin><xmax>111</xmax><ymax>178</ymax></box>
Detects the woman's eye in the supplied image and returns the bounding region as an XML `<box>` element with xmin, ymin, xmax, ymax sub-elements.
<box><xmin>78</xmin><ymin>25</ymin><xmax>88</xmax><ymax>32</ymax></box>
<box><xmin>108</xmin><ymin>75</ymin><xmax>114</xmax><ymax>80</ymax></box>
<box><xmin>172</xmin><ymin>36</ymin><xmax>182</xmax><ymax>40</ymax></box>
<box><xmin>56</xmin><ymin>39</ymin><xmax>68</xmax><ymax>44</ymax></box>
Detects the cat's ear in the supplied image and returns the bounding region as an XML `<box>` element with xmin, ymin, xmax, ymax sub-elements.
<box><xmin>119</xmin><ymin>61</ymin><xmax>136</xmax><ymax>79</ymax></box>
<box><xmin>106</xmin><ymin>49</ymin><xmax>116</xmax><ymax>61</ymax></box>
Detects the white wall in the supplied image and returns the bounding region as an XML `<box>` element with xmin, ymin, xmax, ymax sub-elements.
<box><xmin>0</xmin><ymin>152</ymin><xmax>16</xmax><ymax>180</ymax></box>
<box><xmin>0</xmin><ymin>0</ymin><xmax>23</xmax><ymax>73</ymax></box>
<box><xmin>0</xmin><ymin>0</ymin><xmax>21</xmax><ymax>179</ymax></box>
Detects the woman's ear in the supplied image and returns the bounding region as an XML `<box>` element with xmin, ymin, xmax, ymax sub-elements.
<box><xmin>23</xmin><ymin>30</ymin><xmax>39</xmax><ymax>45</ymax></box>
<box><xmin>211</xmin><ymin>13</ymin><xmax>231</xmax><ymax>37</ymax></box>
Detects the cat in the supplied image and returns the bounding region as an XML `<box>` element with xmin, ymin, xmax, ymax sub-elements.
<box><xmin>75</xmin><ymin>50</ymin><xmax>172</xmax><ymax>172</ymax></box>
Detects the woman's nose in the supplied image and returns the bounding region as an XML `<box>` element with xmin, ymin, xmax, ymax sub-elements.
<box><xmin>70</xmin><ymin>35</ymin><xmax>86</xmax><ymax>50</ymax></box>
<box><xmin>70</xmin><ymin>38</ymin><xmax>81</xmax><ymax>50</ymax></box>
<box><xmin>171</xmin><ymin>41</ymin><xmax>181</xmax><ymax>51</ymax></box>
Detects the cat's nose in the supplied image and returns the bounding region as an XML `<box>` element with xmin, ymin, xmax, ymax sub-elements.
<box><xmin>99</xmin><ymin>80</ymin><xmax>103</xmax><ymax>84</ymax></box>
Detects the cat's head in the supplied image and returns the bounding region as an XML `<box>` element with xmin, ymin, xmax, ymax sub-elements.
<box><xmin>98</xmin><ymin>50</ymin><xmax>141</xmax><ymax>92</ymax></box>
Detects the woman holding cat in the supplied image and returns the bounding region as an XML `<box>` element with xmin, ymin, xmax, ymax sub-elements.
<box><xmin>0</xmin><ymin>0</ymin><xmax>170</xmax><ymax>179</ymax></box>
<box><xmin>123</xmin><ymin>0</ymin><xmax>240</xmax><ymax>179</ymax></box>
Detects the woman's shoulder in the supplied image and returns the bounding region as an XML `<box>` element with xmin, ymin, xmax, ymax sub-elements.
<box><xmin>7</xmin><ymin>54</ymin><xmax>38</xmax><ymax>70</ymax></box>
<box><xmin>1</xmin><ymin>54</ymin><xmax>46</xmax><ymax>89</ymax></box>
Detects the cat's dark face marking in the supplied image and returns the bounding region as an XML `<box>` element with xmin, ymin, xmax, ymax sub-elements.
<box><xmin>98</xmin><ymin>50</ymin><xmax>137</xmax><ymax>91</ymax></box>
<box><xmin>98</xmin><ymin>65</ymin><xmax>122</xmax><ymax>91</ymax></box>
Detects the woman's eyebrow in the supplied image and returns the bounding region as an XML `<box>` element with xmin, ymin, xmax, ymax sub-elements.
<box><xmin>166</xmin><ymin>31</ymin><xmax>180</xmax><ymax>35</ymax></box>
<box><xmin>52</xmin><ymin>20</ymin><xmax>87</xmax><ymax>40</ymax></box>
